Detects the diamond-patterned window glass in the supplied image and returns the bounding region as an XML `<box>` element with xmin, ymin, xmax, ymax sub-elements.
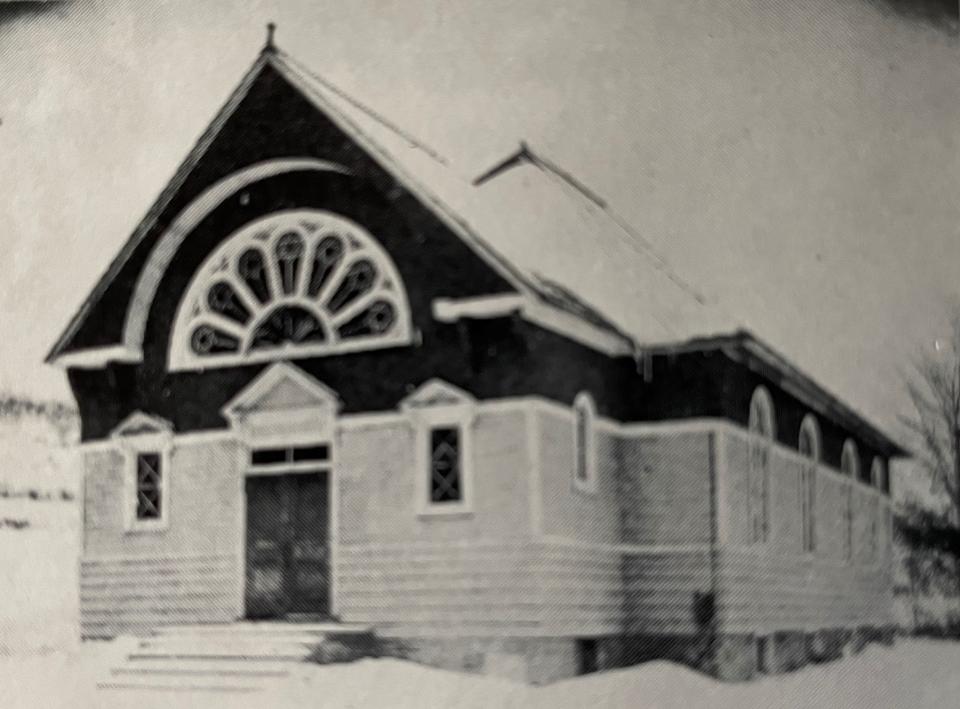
<box><xmin>429</xmin><ymin>427</ymin><xmax>462</xmax><ymax>504</ymax></box>
<box><xmin>136</xmin><ymin>452</ymin><xmax>162</xmax><ymax>520</ymax></box>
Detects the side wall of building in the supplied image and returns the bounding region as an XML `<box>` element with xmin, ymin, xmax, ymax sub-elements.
<box><xmin>718</xmin><ymin>426</ymin><xmax>895</xmax><ymax>636</ymax></box>
<box><xmin>617</xmin><ymin>429</ymin><xmax>715</xmax><ymax>638</ymax></box>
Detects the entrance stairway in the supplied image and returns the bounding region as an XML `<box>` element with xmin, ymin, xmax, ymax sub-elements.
<box><xmin>97</xmin><ymin>622</ymin><xmax>376</xmax><ymax>694</ymax></box>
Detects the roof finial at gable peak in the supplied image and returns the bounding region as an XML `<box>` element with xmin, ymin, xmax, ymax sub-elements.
<box><xmin>263</xmin><ymin>21</ymin><xmax>277</xmax><ymax>54</ymax></box>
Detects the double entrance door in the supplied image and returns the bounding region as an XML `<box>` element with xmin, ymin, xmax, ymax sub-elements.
<box><xmin>245</xmin><ymin>472</ymin><xmax>330</xmax><ymax>619</ymax></box>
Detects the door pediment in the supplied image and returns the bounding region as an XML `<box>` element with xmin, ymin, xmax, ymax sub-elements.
<box><xmin>223</xmin><ymin>362</ymin><xmax>340</xmax><ymax>443</ymax></box>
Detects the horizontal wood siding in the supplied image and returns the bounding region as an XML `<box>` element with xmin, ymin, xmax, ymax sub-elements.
<box><xmin>80</xmin><ymin>553</ymin><xmax>237</xmax><ymax>638</ymax></box>
<box><xmin>80</xmin><ymin>439</ymin><xmax>242</xmax><ymax>637</ymax></box>
<box><xmin>336</xmin><ymin>539</ymin><xmax>624</xmax><ymax>637</ymax></box>
<box><xmin>719</xmin><ymin>429</ymin><xmax>894</xmax><ymax>633</ymax></box>
<box><xmin>338</xmin><ymin>409</ymin><xmax>530</xmax><ymax>543</ymax></box>
<box><xmin>83</xmin><ymin>440</ymin><xmax>241</xmax><ymax>557</ymax></box>
<box><xmin>618</xmin><ymin>430</ymin><xmax>712</xmax><ymax>545</ymax></box>
<box><xmin>537</xmin><ymin>408</ymin><xmax>620</xmax><ymax>543</ymax></box>
<box><xmin>623</xmin><ymin>549</ymin><xmax>713</xmax><ymax>635</ymax></box>
<box><xmin>717</xmin><ymin>547</ymin><xmax>894</xmax><ymax>634</ymax></box>
<box><xmin>533</xmin><ymin>543</ymin><xmax>624</xmax><ymax>635</ymax></box>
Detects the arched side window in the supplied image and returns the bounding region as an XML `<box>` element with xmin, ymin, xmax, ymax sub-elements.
<box><xmin>748</xmin><ymin>386</ymin><xmax>776</xmax><ymax>441</ymax></box>
<box><xmin>841</xmin><ymin>440</ymin><xmax>860</xmax><ymax>479</ymax></box>
<box><xmin>840</xmin><ymin>439</ymin><xmax>859</xmax><ymax>560</ymax></box>
<box><xmin>747</xmin><ymin>386</ymin><xmax>775</xmax><ymax>544</ymax></box>
<box><xmin>798</xmin><ymin>414</ymin><xmax>820</xmax><ymax>553</ymax></box>
<box><xmin>168</xmin><ymin>209</ymin><xmax>413</xmax><ymax>371</ymax></box>
<box><xmin>798</xmin><ymin>415</ymin><xmax>821</xmax><ymax>462</ymax></box>
<box><xmin>871</xmin><ymin>457</ymin><xmax>888</xmax><ymax>492</ymax></box>
<box><xmin>573</xmin><ymin>392</ymin><xmax>597</xmax><ymax>493</ymax></box>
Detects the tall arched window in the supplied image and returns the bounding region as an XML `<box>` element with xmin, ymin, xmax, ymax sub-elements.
<box><xmin>747</xmin><ymin>386</ymin><xmax>775</xmax><ymax>544</ymax></box>
<box><xmin>841</xmin><ymin>440</ymin><xmax>860</xmax><ymax>479</ymax></box>
<box><xmin>840</xmin><ymin>439</ymin><xmax>859</xmax><ymax>559</ymax></box>
<box><xmin>871</xmin><ymin>457</ymin><xmax>888</xmax><ymax>492</ymax></box>
<box><xmin>869</xmin><ymin>457</ymin><xmax>888</xmax><ymax>562</ymax></box>
<box><xmin>573</xmin><ymin>392</ymin><xmax>597</xmax><ymax>493</ymax></box>
<box><xmin>798</xmin><ymin>415</ymin><xmax>820</xmax><ymax>553</ymax></box>
<box><xmin>168</xmin><ymin>209</ymin><xmax>413</xmax><ymax>370</ymax></box>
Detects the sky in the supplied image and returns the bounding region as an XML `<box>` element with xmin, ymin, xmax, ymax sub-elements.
<box><xmin>0</xmin><ymin>0</ymin><xmax>957</xmax><ymax>455</ymax></box>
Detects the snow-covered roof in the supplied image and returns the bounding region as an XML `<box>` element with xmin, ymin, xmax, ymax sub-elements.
<box><xmin>45</xmin><ymin>44</ymin><xmax>905</xmax><ymax>456</ymax></box>
<box><xmin>278</xmin><ymin>49</ymin><xmax>736</xmax><ymax>348</ymax></box>
<box><xmin>274</xmin><ymin>50</ymin><xmax>908</xmax><ymax>456</ymax></box>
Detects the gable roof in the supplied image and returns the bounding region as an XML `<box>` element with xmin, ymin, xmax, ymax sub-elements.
<box><xmin>48</xmin><ymin>45</ymin><xmax>643</xmax><ymax>365</ymax></box>
<box><xmin>278</xmin><ymin>54</ymin><xmax>728</xmax><ymax>346</ymax></box>
<box><xmin>266</xmin><ymin>53</ymin><xmax>907</xmax><ymax>456</ymax></box>
<box><xmin>45</xmin><ymin>48</ymin><xmax>541</xmax><ymax>365</ymax></box>
<box><xmin>45</xmin><ymin>41</ymin><xmax>905</xmax><ymax>456</ymax></box>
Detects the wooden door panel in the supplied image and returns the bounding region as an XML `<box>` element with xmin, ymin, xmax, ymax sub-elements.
<box><xmin>289</xmin><ymin>473</ymin><xmax>330</xmax><ymax>615</ymax></box>
<box><xmin>245</xmin><ymin>476</ymin><xmax>292</xmax><ymax>618</ymax></box>
<box><xmin>245</xmin><ymin>472</ymin><xmax>329</xmax><ymax>619</ymax></box>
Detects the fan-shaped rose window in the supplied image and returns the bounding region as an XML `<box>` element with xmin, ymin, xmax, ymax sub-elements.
<box><xmin>168</xmin><ymin>209</ymin><xmax>412</xmax><ymax>370</ymax></box>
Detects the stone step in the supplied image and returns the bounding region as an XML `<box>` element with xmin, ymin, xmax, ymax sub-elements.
<box><xmin>152</xmin><ymin>622</ymin><xmax>372</xmax><ymax>637</ymax></box>
<box><xmin>139</xmin><ymin>637</ymin><xmax>320</xmax><ymax>653</ymax></box>
<box><xmin>111</xmin><ymin>660</ymin><xmax>293</xmax><ymax>679</ymax></box>
<box><xmin>97</xmin><ymin>622</ymin><xmax>378</xmax><ymax>696</ymax></box>
<box><xmin>144</xmin><ymin>632</ymin><xmax>319</xmax><ymax>644</ymax></box>
<box><xmin>98</xmin><ymin>680</ymin><xmax>262</xmax><ymax>693</ymax></box>
<box><xmin>129</xmin><ymin>651</ymin><xmax>310</xmax><ymax>663</ymax></box>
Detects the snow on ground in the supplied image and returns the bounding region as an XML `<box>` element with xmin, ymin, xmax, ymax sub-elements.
<box><xmin>0</xmin><ymin>402</ymin><xmax>77</xmax><ymax>497</ymax></box>
<box><xmin>1</xmin><ymin>639</ymin><xmax>959</xmax><ymax>709</ymax></box>
<box><xmin>0</xmin><ymin>496</ymin><xmax>79</xmax><ymax>656</ymax></box>
<box><xmin>238</xmin><ymin>641</ymin><xmax>960</xmax><ymax>709</ymax></box>
<box><xmin>1</xmin><ymin>407</ymin><xmax>959</xmax><ymax>707</ymax></box>
<box><xmin>1</xmin><ymin>507</ymin><xmax>959</xmax><ymax>708</ymax></box>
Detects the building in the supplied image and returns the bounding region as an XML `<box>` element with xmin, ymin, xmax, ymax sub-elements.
<box><xmin>47</xmin><ymin>39</ymin><xmax>906</xmax><ymax>683</ymax></box>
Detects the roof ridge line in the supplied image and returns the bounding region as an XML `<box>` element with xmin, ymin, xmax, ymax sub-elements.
<box><xmin>276</xmin><ymin>50</ymin><xmax>451</xmax><ymax>168</ymax></box>
<box><xmin>521</xmin><ymin>143</ymin><xmax>710</xmax><ymax>307</ymax></box>
<box><xmin>266</xmin><ymin>51</ymin><xmax>544</xmax><ymax>301</ymax></box>
<box><xmin>45</xmin><ymin>51</ymin><xmax>273</xmax><ymax>363</ymax></box>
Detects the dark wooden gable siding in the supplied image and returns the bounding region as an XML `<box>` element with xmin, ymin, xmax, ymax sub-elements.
<box><xmin>63</xmin><ymin>61</ymin><xmax>644</xmax><ymax>440</ymax></box>
<box><xmin>69</xmin><ymin>316</ymin><xmax>638</xmax><ymax>441</ymax></box>
<box><xmin>57</xmin><ymin>61</ymin><xmax>513</xmax><ymax>354</ymax></box>
<box><xmin>632</xmin><ymin>350</ymin><xmax>888</xmax><ymax>473</ymax></box>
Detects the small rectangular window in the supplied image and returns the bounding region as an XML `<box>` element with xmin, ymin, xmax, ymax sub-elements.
<box><xmin>429</xmin><ymin>426</ymin><xmax>462</xmax><ymax>504</ymax></box>
<box><xmin>292</xmin><ymin>445</ymin><xmax>329</xmax><ymax>462</ymax></box>
<box><xmin>250</xmin><ymin>445</ymin><xmax>330</xmax><ymax>466</ymax></box>
<box><xmin>136</xmin><ymin>452</ymin><xmax>162</xmax><ymax>521</ymax></box>
<box><xmin>251</xmin><ymin>448</ymin><xmax>288</xmax><ymax>466</ymax></box>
